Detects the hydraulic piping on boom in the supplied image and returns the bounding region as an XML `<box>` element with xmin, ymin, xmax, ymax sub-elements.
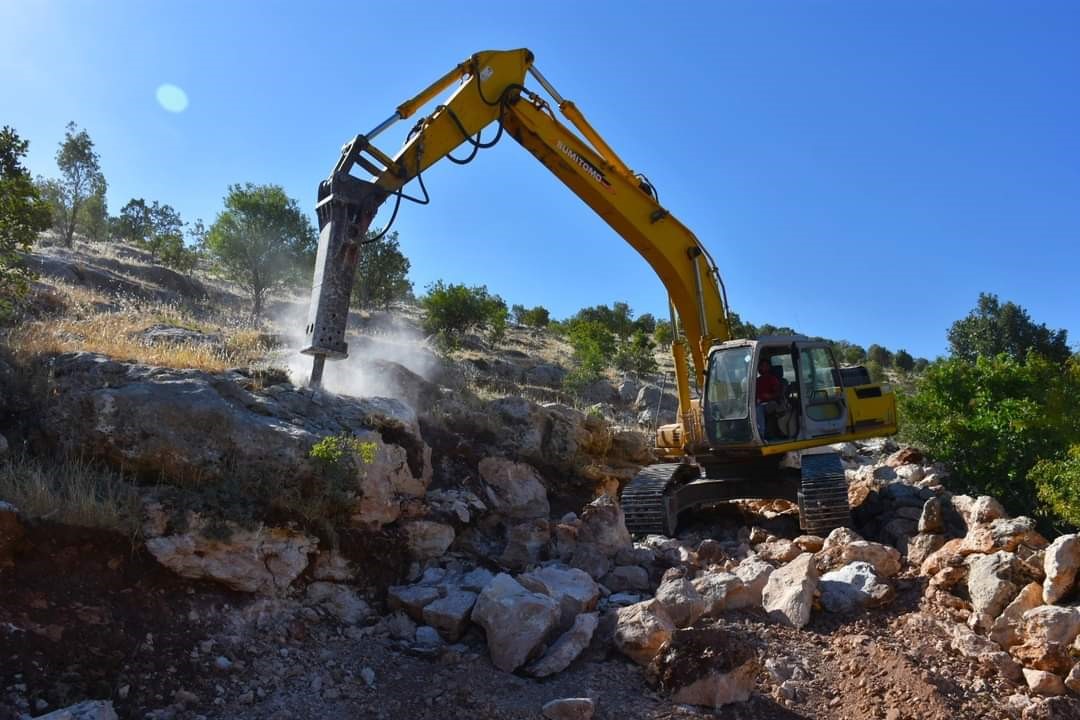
<box><xmin>301</xmin><ymin>49</ymin><xmax>898</xmax><ymax>536</ymax></box>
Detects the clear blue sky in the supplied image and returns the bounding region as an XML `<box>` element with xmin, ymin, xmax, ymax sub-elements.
<box><xmin>3</xmin><ymin>1</ymin><xmax>1078</xmax><ymax>359</ymax></box>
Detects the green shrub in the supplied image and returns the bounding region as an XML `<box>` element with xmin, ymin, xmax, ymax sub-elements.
<box><xmin>614</xmin><ymin>329</ymin><xmax>658</xmax><ymax>376</ymax></box>
<box><xmin>304</xmin><ymin>434</ymin><xmax>378</xmax><ymax>544</ymax></box>
<box><xmin>900</xmin><ymin>353</ymin><xmax>1080</xmax><ymax>517</ymax></box>
<box><xmin>653</xmin><ymin>319</ymin><xmax>673</xmax><ymax>346</ymax></box>
<box><xmin>1032</xmin><ymin>446</ymin><xmax>1080</xmax><ymax>530</ymax></box>
<box><xmin>421</xmin><ymin>280</ymin><xmax>508</xmax><ymax>348</ymax></box>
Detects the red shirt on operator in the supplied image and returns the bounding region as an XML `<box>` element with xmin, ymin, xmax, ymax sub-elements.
<box><xmin>756</xmin><ymin>360</ymin><xmax>781</xmax><ymax>402</ymax></box>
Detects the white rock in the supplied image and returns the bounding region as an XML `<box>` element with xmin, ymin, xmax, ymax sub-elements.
<box><xmin>541</xmin><ymin>697</ymin><xmax>595</xmax><ymax>720</ymax></box>
<box><xmin>311</xmin><ymin>550</ymin><xmax>357</xmax><ymax>582</ymax></box>
<box><xmin>613</xmin><ymin>599</ymin><xmax>675</xmax><ymax>665</ymax></box>
<box><xmin>989</xmin><ymin>582</ymin><xmax>1043</xmax><ymax>649</ymax></box>
<box><xmin>819</xmin><ymin>562</ymin><xmax>894</xmax><ymax>613</ymax></box>
<box><xmin>402</xmin><ymin>520</ymin><xmax>455</xmax><ymax>559</ymax></box>
<box><xmin>518</xmin><ymin>565</ymin><xmax>600</xmax><ymax>629</ymax></box>
<box><xmin>966</xmin><ymin>551</ymin><xmax>1025</xmax><ymax>618</ymax></box>
<box><xmin>1042</xmin><ymin>534</ymin><xmax>1080</xmax><ymax>604</ymax></box>
<box><xmin>387</xmin><ymin>584</ymin><xmax>440</xmax><ymax>619</ymax></box>
<box><xmin>145</xmin><ymin>525</ymin><xmax>316</xmax><ymax>594</ymax></box>
<box><xmin>603</xmin><ymin>565</ymin><xmax>651</xmax><ymax>592</ymax></box>
<box><xmin>478</xmin><ymin>457</ymin><xmax>550</xmax><ymax>519</ymax></box>
<box><xmin>762</xmin><ymin>553</ymin><xmax>819</xmax><ymax>629</ymax></box>
<box><xmin>822</xmin><ymin>526</ymin><xmax>863</xmax><ymax>551</ymax></box>
<box><xmin>733</xmin><ymin>557</ymin><xmax>774</xmax><ymax>604</ymax></box>
<box><xmin>1021</xmin><ymin>605</ymin><xmax>1080</xmax><ymax>646</ymax></box>
<box><xmin>526</xmin><ymin>612</ymin><xmax>598</xmax><ymax>677</ymax></box>
<box><xmin>693</xmin><ymin>571</ymin><xmax>752</xmax><ymax>614</ymax></box>
<box><xmin>1023</xmin><ymin>668</ymin><xmax>1067</xmax><ymax>696</ymax></box>
<box><xmin>305</xmin><ymin>582</ymin><xmax>370</xmax><ymax>624</ymax></box>
<box><xmin>421</xmin><ymin>590</ymin><xmax>478</xmax><ymax>642</ymax></box>
<box><xmin>576</xmin><ymin>494</ymin><xmax>632</xmax><ymax>557</ymax></box>
<box><xmin>839</xmin><ymin>541</ymin><xmax>902</xmax><ymax>577</ymax></box>
<box><xmin>471</xmin><ymin>573</ymin><xmax>559</xmax><ymax>672</ymax></box>
<box><xmin>654</xmin><ymin>576</ymin><xmax>707</xmax><ymax>628</ymax></box>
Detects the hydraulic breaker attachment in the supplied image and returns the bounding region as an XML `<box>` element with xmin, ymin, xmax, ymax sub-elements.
<box><xmin>300</xmin><ymin>173</ymin><xmax>388</xmax><ymax>387</ymax></box>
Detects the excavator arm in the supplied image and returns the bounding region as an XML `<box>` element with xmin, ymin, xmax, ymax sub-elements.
<box><xmin>302</xmin><ymin>48</ymin><xmax>731</xmax><ymax>446</ymax></box>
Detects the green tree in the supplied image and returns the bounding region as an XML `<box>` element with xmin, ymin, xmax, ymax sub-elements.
<box><xmin>634</xmin><ymin>312</ymin><xmax>657</xmax><ymax>335</ymax></box>
<box><xmin>0</xmin><ymin>126</ymin><xmax>52</xmax><ymax>318</ymax></box>
<box><xmin>353</xmin><ymin>229</ymin><xmax>412</xmax><ymax>310</ymax></box>
<box><xmin>205</xmin><ymin>183</ymin><xmax>316</xmax><ymax>319</ymax></box>
<box><xmin>1031</xmin><ymin>446</ymin><xmax>1080</xmax><ymax>530</ymax></box>
<box><xmin>948</xmin><ymin>292</ymin><xmax>1070</xmax><ymax>364</ymax></box>
<box><xmin>52</xmin><ymin>122</ymin><xmax>106</xmax><ymax>247</ymax></box>
<box><xmin>614</xmin><ymin>329</ymin><xmax>658</xmax><ymax>376</ymax></box>
<box><xmin>654</xmin><ymin>319</ymin><xmax>673</xmax><ymax>346</ymax></box>
<box><xmin>564</xmin><ymin>319</ymin><xmax>617</xmax><ymax>394</ymax></box>
<box><xmin>77</xmin><ymin>180</ymin><xmax>109</xmax><ymax>242</ymax></box>
<box><xmin>865</xmin><ymin>360</ymin><xmax>885</xmax><ymax>383</ymax></box>
<box><xmin>116</xmin><ymin>198</ymin><xmax>152</xmax><ymax>244</ymax></box>
<box><xmin>894</xmin><ymin>349</ymin><xmax>915</xmax><ymax>373</ymax></box>
<box><xmin>520</xmin><ymin>305</ymin><xmax>550</xmax><ymax>328</ymax></box>
<box><xmin>727</xmin><ymin>311</ymin><xmax>757</xmax><ymax>339</ymax></box>
<box><xmin>420</xmin><ymin>281</ymin><xmax>508</xmax><ymax>348</ymax></box>
<box><xmin>867</xmin><ymin>344</ymin><xmax>893</xmax><ymax>368</ymax></box>
<box><xmin>901</xmin><ymin>353</ymin><xmax>1080</xmax><ymax>518</ymax></box>
<box><xmin>914</xmin><ymin>357</ymin><xmax>930</xmax><ymax>373</ymax></box>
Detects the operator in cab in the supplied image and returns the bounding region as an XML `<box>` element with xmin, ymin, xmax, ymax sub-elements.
<box><xmin>755</xmin><ymin>358</ymin><xmax>781</xmax><ymax>438</ymax></box>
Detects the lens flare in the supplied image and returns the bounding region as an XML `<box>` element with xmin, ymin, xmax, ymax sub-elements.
<box><xmin>155</xmin><ymin>84</ymin><xmax>189</xmax><ymax>113</ymax></box>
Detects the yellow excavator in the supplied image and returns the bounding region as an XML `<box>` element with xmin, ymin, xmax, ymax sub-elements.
<box><xmin>301</xmin><ymin>49</ymin><xmax>898</xmax><ymax>536</ymax></box>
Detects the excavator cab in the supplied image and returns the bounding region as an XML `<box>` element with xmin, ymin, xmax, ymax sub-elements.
<box><xmin>702</xmin><ymin>337</ymin><xmax>896</xmax><ymax>452</ymax></box>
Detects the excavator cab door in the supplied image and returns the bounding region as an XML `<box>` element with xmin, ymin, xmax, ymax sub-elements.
<box><xmin>794</xmin><ymin>342</ymin><xmax>849</xmax><ymax>439</ymax></box>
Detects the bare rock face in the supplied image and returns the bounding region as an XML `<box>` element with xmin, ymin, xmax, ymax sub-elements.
<box><xmin>33</xmin><ymin>700</ymin><xmax>119</xmax><ymax>720</ymax></box>
<box><xmin>526</xmin><ymin>612</ymin><xmax>599</xmax><ymax>678</ymax></box>
<box><xmin>646</xmin><ymin>626</ymin><xmax>759</xmax><ymax>708</ymax></box>
<box><xmin>487</xmin><ymin>399</ymin><xmax>611</xmax><ymax>475</ymax></box>
<box><xmin>0</xmin><ymin>501</ymin><xmax>24</xmax><ymax>567</ymax></box>
<box><xmin>471</xmin><ymin>573</ymin><xmax>560</xmax><ymax>672</ymax></box>
<box><xmin>478</xmin><ymin>457</ymin><xmax>550</xmax><ymax>520</ymax></box>
<box><xmin>402</xmin><ymin>520</ymin><xmax>455</xmax><ymax>559</ymax></box>
<box><xmin>1043</xmin><ymin>534</ymin><xmax>1080</xmax><ymax>604</ymax></box>
<box><xmin>614</xmin><ymin>599</ymin><xmax>676</xmax><ymax>666</ymax></box>
<box><xmin>144</xmin><ymin>514</ymin><xmax>317</xmax><ymax>594</ymax></box>
<box><xmin>38</xmin><ymin>353</ymin><xmax>432</xmax><ymax>530</ymax></box>
<box><xmin>762</xmin><ymin>553</ymin><xmax>819</xmax><ymax>629</ymax></box>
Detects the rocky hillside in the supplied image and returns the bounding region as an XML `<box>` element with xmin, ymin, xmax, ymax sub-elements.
<box><xmin>2</xmin><ymin>239</ymin><xmax>1080</xmax><ymax>720</ymax></box>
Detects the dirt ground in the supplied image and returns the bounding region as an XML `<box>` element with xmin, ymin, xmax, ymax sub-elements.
<box><xmin>6</xmin><ymin>514</ymin><xmax>1070</xmax><ymax>720</ymax></box>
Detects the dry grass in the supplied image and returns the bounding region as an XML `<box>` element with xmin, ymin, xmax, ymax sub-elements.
<box><xmin>12</xmin><ymin>281</ymin><xmax>274</xmax><ymax>373</ymax></box>
<box><xmin>0</xmin><ymin>454</ymin><xmax>142</xmax><ymax>537</ymax></box>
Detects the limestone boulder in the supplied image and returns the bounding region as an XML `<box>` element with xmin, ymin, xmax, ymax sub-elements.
<box><xmin>966</xmin><ymin>551</ymin><xmax>1031</xmax><ymax>618</ymax></box>
<box><xmin>518</xmin><ymin>564</ymin><xmax>600</xmax><ymax>629</ymax></box>
<box><xmin>478</xmin><ymin>457</ymin><xmax>550</xmax><ymax>520</ymax></box>
<box><xmin>762</xmin><ymin>553</ymin><xmax>819</xmax><ymax>629</ymax></box>
<box><xmin>614</xmin><ymin>599</ymin><xmax>675</xmax><ymax>666</ymax></box>
<box><xmin>734</xmin><ymin>557</ymin><xmax>774</xmax><ymax>605</ymax></box>
<box><xmin>402</xmin><ymin>520</ymin><xmax>455</xmax><ymax>559</ymax></box>
<box><xmin>576</xmin><ymin>494</ymin><xmax>632</xmax><ymax>557</ymax></box>
<box><xmin>819</xmin><ymin>562</ymin><xmax>895</xmax><ymax>613</ymax></box>
<box><xmin>422</xmin><ymin>590</ymin><xmax>478</xmax><ymax>642</ymax></box>
<box><xmin>499</xmin><ymin>519</ymin><xmax>551</xmax><ymax>570</ymax></box>
<box><xmin>471</xmin><ymin>573</ymin><xmax>560</xmax><ymax>672</ymax></box>
<box><xmin>654</xmin><ymin>576</ymin><xmax>708</xmax><ymax>628</ymax></box>
<box><xmin>603</xmin><ymin>565</ymin><xmax>651</xmax><ymax>593</ymax></box>
<box><xmin>694</xmin><ymin>571</ymin><xmax>753</xmax><ymax>614</ymax></box>
<box><xmin>526</xmin><ymin>612</ymin><xmax>599</xmax><ymax>678</ymax></box>
<box><xmin>990</xmin><ymin>583</ymin><xmax>1045</xmax><ymax>649</ymax></box>
<box><xmin>1043</xmin><ymin>534</ymin><xmax>1080</xmax><ymax>605</ymax></box>
<box><xmin>906</xmin><ymin>533</ymin><xmax>946</xmax><ymax>567</ymax></box>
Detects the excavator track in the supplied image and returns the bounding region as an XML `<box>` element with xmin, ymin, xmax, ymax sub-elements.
<box><xmin>621</xmin><ymin>463</ymin><xmax>697</xmax><ymax>536</ymax></box>
<box><xmin>797</xmin><ymin>452</ymin><xmax>851</xmax><ymax>535</ymax></box>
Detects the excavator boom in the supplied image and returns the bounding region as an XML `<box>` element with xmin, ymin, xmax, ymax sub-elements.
<box><xmin>302</xmin><ymin>49</ymin><xmax>729</xmax><ymax>446</ymax></box>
